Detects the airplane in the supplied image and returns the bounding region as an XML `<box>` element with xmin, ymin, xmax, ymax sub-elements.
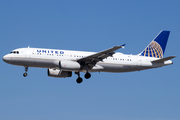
<box><xmin>3</xmin><ymin>30</ymin><xmax>176</xmax><ymax>83</ymax></box>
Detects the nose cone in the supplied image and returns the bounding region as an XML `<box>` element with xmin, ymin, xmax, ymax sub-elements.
<box><xmin>3</xmin><ymin>54</ymin><xmax>11</xmax><ymax>63</ymax></box>
<box><xmin>3</xmin><ymin>55</ymin><xmax>7</xmax><ymax>62</ymax></box>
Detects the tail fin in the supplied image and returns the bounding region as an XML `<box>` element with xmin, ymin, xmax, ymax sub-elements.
<box><xmin>139</xmin><ymin>30</ymin><xmax>170</xmax><ymax>58</ymax></box>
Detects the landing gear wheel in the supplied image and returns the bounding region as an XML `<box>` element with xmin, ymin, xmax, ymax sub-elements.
<box><xmin>76</xmin><ymin>77</ymin><xmax>83</xmax><ymax>84</ymax></box>
<box><xmin>23</xmin><ymin>66</ymin><xmax>28</xmax><ymax>77</ymax></box>
<box><xmin>85</xmin><ymin>72</ymin><xmax>91</xmax><ymax>79</ymax></box>
<box><xmin>23</xmin><ymin>73</ymin><xmax>27</xmax><ymax>77</ymax></box>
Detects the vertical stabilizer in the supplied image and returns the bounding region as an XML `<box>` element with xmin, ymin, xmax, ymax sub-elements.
<box><xmin>139</xmin><ymin>30</ymin><xmax>170</xmax><ymax>58</ymax></box>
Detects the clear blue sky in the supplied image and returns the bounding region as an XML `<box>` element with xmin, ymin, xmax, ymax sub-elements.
<box><xmin>0</xmin><ymin>0</ymin><xmax>179</xmax><ymax>120</ymax></box>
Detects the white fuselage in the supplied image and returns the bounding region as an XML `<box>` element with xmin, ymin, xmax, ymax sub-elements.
<box><xmin>3</xmin><ymin>47</ymin><xmax>172</xmax><ymax>73</ymax></box>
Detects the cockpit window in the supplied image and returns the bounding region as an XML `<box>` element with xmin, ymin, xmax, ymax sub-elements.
<box><xmin>10</xmin><ymin>51</ymin><xmax>19</xmax><ymax>54</ymax></box>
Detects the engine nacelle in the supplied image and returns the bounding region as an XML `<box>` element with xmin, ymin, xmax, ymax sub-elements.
<box><xmin>60</xmin><ymin>61</ymin><xmax>81</xmax><ymax>71</ymax></box>
<box><xmin>48</xmin><ymin>68</ymin><xmax>72</xmax><ymax>78</ymax></box>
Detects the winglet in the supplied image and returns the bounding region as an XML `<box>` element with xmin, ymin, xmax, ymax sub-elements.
<box><xmin>113</xmin><ymin>44</ymin><xmax>125</xmax><ymax>50</ymax></box>
<box><xmin>121</xmin><ymin>44</ymin><xmax>126</xmax><ymax>49</ymax></box>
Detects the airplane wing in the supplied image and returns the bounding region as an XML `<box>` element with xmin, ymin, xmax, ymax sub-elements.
<box><xmin>77</xmin><ymin>44</ymin><xmax>125</xmax><ymax>68</ymax></box>
<box><xmin>151</xmin><ymin>56</ymin><xmax>176</xmax><ymax>63</ymax></box>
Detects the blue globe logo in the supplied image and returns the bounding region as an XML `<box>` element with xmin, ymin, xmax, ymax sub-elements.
<box><xmin>141</xmin><ymin>41</ymin><xmax>163</xmax><ymax>58</ymax></box>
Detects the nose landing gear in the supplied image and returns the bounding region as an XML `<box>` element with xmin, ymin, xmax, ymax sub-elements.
<box><xmin>23</xmin><ymin>73</ymin><xmax>27</xmax><ymax>77</ymax></box>
<box><xmin>23</xmin><ymin>66</ymin><xmax>28</xmax><ymax>77</ymax></box>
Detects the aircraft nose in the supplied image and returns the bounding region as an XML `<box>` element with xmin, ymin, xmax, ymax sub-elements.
<box><xmin>3</xmin><ymin>55</ymin><xmax>7</xmax><ymax>62</ymax></box>
<box><xmin>2</xmin><ymin>55</ymin><xmax>10</xmax><ymax>63</ymax></box>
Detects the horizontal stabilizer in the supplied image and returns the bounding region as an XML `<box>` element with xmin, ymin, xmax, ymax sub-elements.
<box><xmin>151</xmin><ymin>56</ymin><xmax>176</xmax><ymax>63</ymax></box>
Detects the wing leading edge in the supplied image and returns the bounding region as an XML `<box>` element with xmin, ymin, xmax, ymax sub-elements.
<box><xmin>77</xmin><ymin>44</ymin><xmax>125</xmax><ymax>68</ymax></box>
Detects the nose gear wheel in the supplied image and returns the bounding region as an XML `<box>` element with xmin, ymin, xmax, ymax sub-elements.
<box><xmin>23</xmin><ymin>66</ymin><xmax>28</xmax><ymax>77</ymax></box>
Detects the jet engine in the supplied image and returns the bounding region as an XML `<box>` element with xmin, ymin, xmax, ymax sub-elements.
<box><xmin>48</xmin><ymin>68</ymin><xmax>72</xmax><ymax>78</ymax></box>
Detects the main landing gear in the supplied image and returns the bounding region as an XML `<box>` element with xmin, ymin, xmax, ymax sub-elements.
<box><xmin>23</xmin><ymin>66</ymin><xmax>28</xmax><ymax>77</ymax></box>
<box><xmin>84</xmin><ymin>72</ymin><xmax>91</xmax><ymax>79</ymax></box>
<box><xmin>75</xmin><ymin>72</ymin><xmax>91</xmax><ymax>84</ymax></box>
